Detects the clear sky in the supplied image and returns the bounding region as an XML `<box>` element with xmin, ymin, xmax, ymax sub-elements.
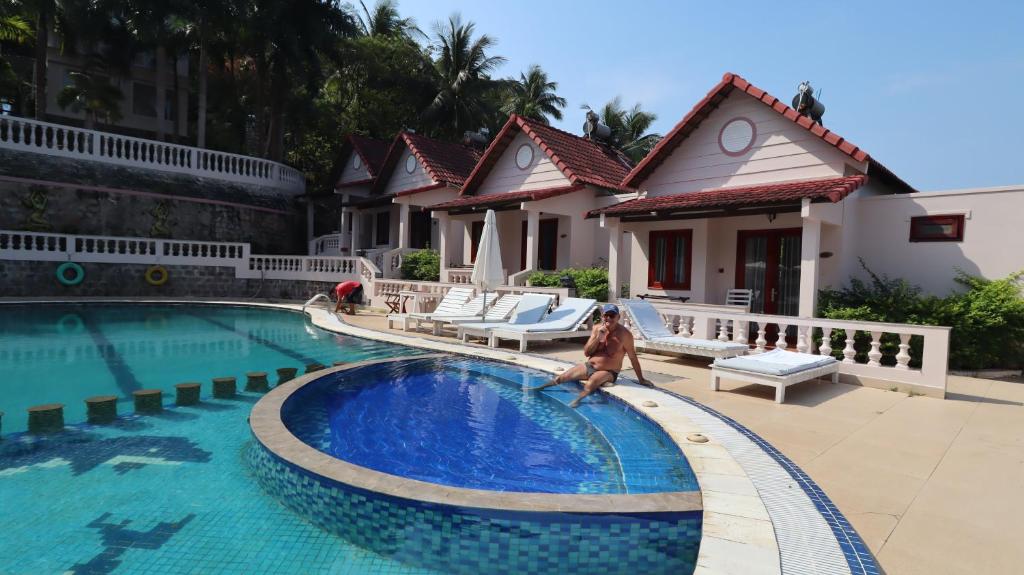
<box><xmin>398</xmin><ymin>0</ymin><xmax>1023</xmax><ymax>191</ymax></box>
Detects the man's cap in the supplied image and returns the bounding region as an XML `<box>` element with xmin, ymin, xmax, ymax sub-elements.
<box><xmin>601</xmin><ymin>303</ymin><xmax>620</xmax><ymax>315</ymax></box>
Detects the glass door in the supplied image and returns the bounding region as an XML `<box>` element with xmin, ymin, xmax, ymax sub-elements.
<box><xmin>736</xmin><ymin>228</ymin><xmax>802</xmax><ymax>315</ymax></box>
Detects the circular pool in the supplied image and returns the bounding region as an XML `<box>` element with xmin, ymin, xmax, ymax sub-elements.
<box><xmin>250</xmin><ymin>356</ymin><xmax>703</xmax><ymax>575</ymax></box>
<box><xmin>282</xmin><ymin>356</ymin><xmax>698</xmax><ymax>494</ymax></box>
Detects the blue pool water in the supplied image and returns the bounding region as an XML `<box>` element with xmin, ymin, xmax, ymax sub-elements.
<box><xmin>284</xmin><ymin>357</ymin><xmax>698</xmax><ymax>494</ymax></box>
<box><xmin>0</xmin><ymin>304</ymin><xmax>700</xmax><ymax>574</ymax></box>
<box><xmin>0</xmin><ymin>303</ymin><xmax>403</xmax><ymax>433</ymax></box>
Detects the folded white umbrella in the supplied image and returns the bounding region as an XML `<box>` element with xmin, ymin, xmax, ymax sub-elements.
<box><xmin>470</xmin><ymin>209</ymin><xmax>504</xmax><ymax>312</ymax></box>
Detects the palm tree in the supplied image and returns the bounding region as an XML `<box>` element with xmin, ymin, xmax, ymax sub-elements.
<box><xmin>355</xmin><ymin>0</ymin><xmax>422</xmax><ymax>41</ymax></box>
<box><xmin>0</xmin><ymin>13</ymin><xmax>33</xmax><ymax>43</ymax></box>
<box><xmin>423</xmin><ymin>13</ymin><xmax>506</xmax><ymax>139</ymax></box>
<box><xmin>501</xmin><ymin>64</ymin><xmax>566</xmax><ymax>125</ymax></box>
<box><xmin>584</xmin><ymin>97</ymin><xmax>661</xmax><ymax>163</ymax></box>
<box><xmin>56</xmin><ymin>71</ymin><xmax>123</xmax><ymax>128</ymax></box>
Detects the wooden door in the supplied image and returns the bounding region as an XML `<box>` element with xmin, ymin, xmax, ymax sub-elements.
<box><xmin>520</xmin><ymin>218</ymin><xmax>558</xmax><ymax>271</ymax></box>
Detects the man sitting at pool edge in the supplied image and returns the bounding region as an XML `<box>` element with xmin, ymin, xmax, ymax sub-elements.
<box><xmin>333</xmin><ymin>280</ymin><xmax>363</xmax><ymax>315</ymax></box>
<box><xmin>527</xmin><ymin>303</ymin><xmax>652</xmax><ymax>407</ymax></box>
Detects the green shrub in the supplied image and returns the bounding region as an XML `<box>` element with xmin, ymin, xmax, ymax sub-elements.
<box><xmin>819</xmin><ymin>261</ymin><xmax>1024</xmax><ymax>370</ymax></box>
<box><xmin>527</xmin><ymin>268</ymin><xmax>609</xmax><ymax>301</ymax></box>
<box><xmin>400</xmin><ymin>249</ymin><xmax>440</xmax><ymax>282</ymax></box>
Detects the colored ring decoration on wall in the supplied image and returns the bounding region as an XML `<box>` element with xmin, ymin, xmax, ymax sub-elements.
<box><xmin>56</xmin><ymin>313</ymin><xmax>85</xmax><ymax>334</ymax></box>
<box><xmin>56</xmin><ymin>262</ymin><xmax>85</xmax><ymax>286</ymax></box>
<box><xmin>145</xmin><ymin>265</ymin><xmax>170</xmax><ymax>286</ymax></box>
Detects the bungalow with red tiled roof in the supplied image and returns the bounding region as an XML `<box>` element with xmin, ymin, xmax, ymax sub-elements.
<box><xmin>588</xmin><ymin>72</ymin><xmax>913</xmax><ymax>315</ymax></box>
<box><xmin>427</xmin><ymin>114</ymin><xmax>635</xmax><ymax>284</ymax></box>
<box><xmin>337</xmin><ymin>131</ymin><xmax>482</xmax><ymax>275</ymax></box>
<box><xmin>589</xmin><ymin>72</ymin><xmax>1024</xmax><ymax>317</ymax></box>
<box><xmin>308</xmin><ymin>135</ymin><xmax>391</xmax><ymax>256</ymax></box>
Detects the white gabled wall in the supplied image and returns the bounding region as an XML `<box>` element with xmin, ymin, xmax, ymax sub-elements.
<box><xmin>640</xmin><ymin>92</ymin><xmax>867</xmax><ymax>196</ymax></box>
<box><xmin>383</xmin><ymin>145</ymin><xmax>436</xmax><ymax>195</ymax></box>
<box><xmin>475</xmin><ymin>132</ymin><xmax>572</xmax><ymax>196</ymax></box>
<box><xmin>338</xmin><ymin>153</ymin><xmax>370</xmax><ymax>185</ymax></box>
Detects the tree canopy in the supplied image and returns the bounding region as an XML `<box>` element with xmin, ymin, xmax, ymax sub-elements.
<box><xmin>1</xmin><ymin>0</ymin><xmax>660</xmax><ymax>188</ymax></box>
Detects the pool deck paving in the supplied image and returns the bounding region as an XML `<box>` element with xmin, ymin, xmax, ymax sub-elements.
<box><xmin>340</xmin><ymin>308</ymin><xmax>1024</xmax><ymax>575</ymax></box>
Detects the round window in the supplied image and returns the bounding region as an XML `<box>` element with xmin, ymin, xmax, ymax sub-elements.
<box><xmin>514</xmin><ymin>144</ymin><xmax>534</xmax><ymax>170</ymax></box>
<box><xmin>718</xmin><ymin>118</ymin><xmax>757</xmax><ymax>156</ymax></box>
<box><xmin>405</xmin><ymin>154</ymin><xmax>417</xmax><ymax>174</ymax></box>
<box><xmin>352</xmin><ymin>154</ymin><xmax>362</xmax><ymax>170</ymax></box>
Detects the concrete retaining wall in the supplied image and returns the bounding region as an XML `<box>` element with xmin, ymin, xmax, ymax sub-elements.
<box><xmin>0</xmin><ymin>260</ymin><xmax>338</xmax><ymax>300</ymax></box>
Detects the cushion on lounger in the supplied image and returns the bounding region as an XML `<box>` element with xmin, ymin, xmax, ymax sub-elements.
<box><xmin>621</xmin><ymin>300</ymin><xmax>675</xmax><ymax>339</ymax></box>
<box><xmin>499</xmin><ymin>298</ymin><xmax>596</xmax><ymax>333</ymax></box>
<box><xmin>508</xmin><ymin>294</ymin><xmax>555</xmax><ymax>325</ymax></box>
<box><xmin>714</xmin><ymin>349</ymin><xmax>837</xmax><ymax>376</ymax></box>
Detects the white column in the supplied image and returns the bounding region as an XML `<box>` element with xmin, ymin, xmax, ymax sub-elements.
<box><xmin>524</xmin><ymin>209</ymin><xmax>539</xmax><ymax>271</ymax></box>
<box><xmin>799</xmin><ymin>217</ymin><xmax>822</xmax><ymax>317</ymax></box>
<box><xmin>397</xmin><ymin>201</ymin><xmax>410</xmax><ymax>249</ymax></box>
<box><xmin>435</xmin><ymin>211</ymin><xmax>450</xmax><ymax>281</ymax></box>
<box><xmin>350</xmin><ymin>210</ymin><xmax>361</xmax><ymax>253</ymax></box>
<box><xmin>606</xmin><ymin>217</ymin><xmax>622</xmax><ymax>301</ymax></box>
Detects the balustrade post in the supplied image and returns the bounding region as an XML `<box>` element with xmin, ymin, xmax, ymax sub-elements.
<box><xmin>819</xmin><ymin>328</ymin><xmax>833</xmax><ymax>358</ymax></box>
<box><xmin>895</xmin><ymin>333</ymin><xmax>912</xmax><ymax>370</ymax></box>
<box><xmin>679</xmin><ymin>317</ymin><xmax>692</xmax><ymax>338</ymax></box>
<box><xmin>867</xmin><ymin>331</ymin><xmax>883</xmax><ymax>367</ymax></box>
<box><xmin>843</xmin><ymin>331</ymin><xmax>857</xmax><ymax>364</ymax></box>
<box><xmin>734</xmin><ymin>320</ymin><xmax>747</xmax><ymax>343</ymax></box>
<box><xmin>775</xmin><ymin>324</ymin><xmax>789</xmax><ymax>351</ymax></box>
<box><xmin>755</xmin><ymin>323</ymin><xmax>767</xmax><ymax>354</ymax></box>
<box><xmin>796</xmin><ymin>326</ymin><xmax>809</xmax><ymax>353</ymax></box>
<box><xmin>717</xmin><ymin>320</ymin><xmax>729</xmax><ymax>342</ymax></box>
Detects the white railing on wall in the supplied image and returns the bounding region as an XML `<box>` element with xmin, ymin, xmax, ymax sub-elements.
<box><xmin>310</xmin><ymin>233</ymin><xmax>347</xmax><ymax>256</ymax></box>
<box><xmin>0</xmin><ymin>229</ymin><xmax>377</xmax><ymax>285</ymax></box>
<box><xmin>0</xmin><ymin>116</ymin><xmax>305</xmax><ymax>194</ymax></box>
<box><xmin>644</xmin><ymin>302</ymin><xmax>951</xmax><ymax>393</ymax></box>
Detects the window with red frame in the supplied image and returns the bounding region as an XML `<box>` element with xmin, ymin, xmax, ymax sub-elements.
<box><xmin>909</xmin><ymin>214</ymin><xmax>964</xmax><ymax>242</ymax></box>
<box><xmin>648</xmin><ymin>230</ymin><xmax>693</xmax><ymax>290</ymax></box>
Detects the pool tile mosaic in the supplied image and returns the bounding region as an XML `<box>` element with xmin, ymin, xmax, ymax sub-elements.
<box><xmin>249</xmin><ymin>441</ymin><xmax>702</xmax><ymax>575</ymax></box>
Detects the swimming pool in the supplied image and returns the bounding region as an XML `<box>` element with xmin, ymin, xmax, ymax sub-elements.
<box><xmin>0</xmin><ymin>303</ymin><xmax>702</xmax><ymax>574</ymax></box>
<box><xmin>282</xmin><ymin>357</ymin><xmax>698</xmax><ymax>494</ymax></box>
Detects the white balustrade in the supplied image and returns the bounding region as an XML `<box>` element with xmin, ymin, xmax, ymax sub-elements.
<box><xmin>1</xmin><ymin>229</ymin><xmax>366</xmax><ymax>285</ymax></box>
<box><xmin>645</xmin><ymin>302</ymin><xmax>951</xmax><ymax>393</ymax></box>
<box><xmin>0</xmin><ymin>116</ymin><xmax>304</xmax><ymax>193</ymax></box>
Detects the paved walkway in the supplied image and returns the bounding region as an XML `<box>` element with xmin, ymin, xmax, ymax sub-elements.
<box><xmin>344</xmin><ymin>311</ymin><xmax>1023</xmax><ymax>575</ymax></box>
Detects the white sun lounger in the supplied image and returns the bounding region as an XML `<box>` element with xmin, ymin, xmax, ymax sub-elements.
<box><xmin>427</xmin><ymin>293</ymin><xmax>523</xmax><ymax>336</ymax></box>
<box><xmin>404</xmin><ymin>291</ymin><xmax>494</xmax><ymax>333</ymax></box>
<box><xmin>457</xmin><ymin>294</ymin><xmax>554</xmax><ymax>343</ymax></box>
<box><xmin>488</xmin><ymin>297</ymin><xmax>598</xmax><ymax>352</ymax></box>
<box><xmin>620</xmin><ymin>299</ymin><xmax>749</xmax><ymax>359</ymax></box>
<box><xmin>387</xmin><ymin>286</ymin><xmax>474</xmax><ymax>331</ymax></box>
<box><xmin>711</xmin><ymin>348</ymin><xmax>840</xmax><ymax>403</ymax></box>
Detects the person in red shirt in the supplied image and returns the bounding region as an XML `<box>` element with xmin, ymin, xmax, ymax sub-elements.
<box><xmin>333</xmin><ymin>281</ymin><xmax>363</xmax><ymax>314</ymax></box>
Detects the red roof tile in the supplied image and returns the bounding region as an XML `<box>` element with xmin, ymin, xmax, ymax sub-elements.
<box><xmin>623</xmin><ymin>73</ymin><xmax>914</xmax><ymax>193</ymax></box>
<box><xmin>430</xmin><ymin>184</ymin><xmax>585</xmax><ymax>211</ymax></box>
<box><xmin>374</xmin><ymin>132</ymin><xmax>483</xmax><ymax>193</ymax></box>
<box><xmin>460</xmin><ymin>115</ymin><xmax>634</xmax><ymax>195</ymax></box>
<box><xmin>348</xmin><ymin>135</ymin><xmax>390</xmax><ymax>177</ymax></box>
<box><xmin>588</xmin><ymin>176</ymin><xmax>866</xmax><ymax>218</ymax></box>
